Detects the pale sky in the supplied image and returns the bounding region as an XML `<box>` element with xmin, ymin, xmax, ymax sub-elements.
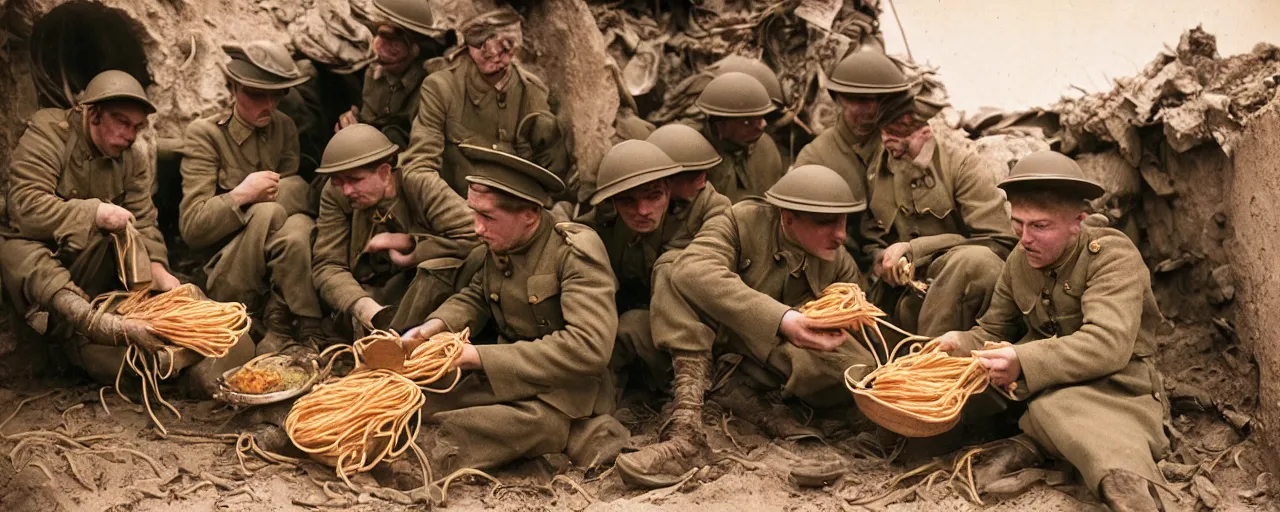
<box><xmin>879</xmin><ymin>0</ymin><xmax>1280</xmax><ymax>111</ymax></box>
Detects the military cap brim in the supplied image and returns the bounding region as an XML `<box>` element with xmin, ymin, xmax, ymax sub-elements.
<box><xmin>827</xmin><ymin>79</ymin><xmax>915</xmax><ymax>96</ymax></box>
<box><xmin>221</xmin><ymin>43</ymin><xmax>310</xmax><ymax>90</ymax></box>
<box><xmin>998</xmin><ymin>175</ymin><xmax>1107</xmax><ymax>200</ymax></box>
<box><xmin>81</xmin><ymin>91</ymin><xmax>156</xmax><ymax>114</ymax></box>
<box><xmin>590</xmin><ymin>163</ymin><xmax>685</xmax><ymax>206</ymax></box>
<box><xmin>461</xmin><ymin>144</ymin><xmax>564</xmax><ymax>208</ymax></box>
<box><xmin>765</xmin><ymin>192</ymin><xmax>867</xmax><ymax>214</ymax></box>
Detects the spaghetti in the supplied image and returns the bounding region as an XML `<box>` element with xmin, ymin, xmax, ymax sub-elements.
<box><xmin>353</xmin><ymin>328</ymin><xmax>468</xmax><ymax>391</ymax></box>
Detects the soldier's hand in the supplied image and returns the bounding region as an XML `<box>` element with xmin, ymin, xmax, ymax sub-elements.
<box><xmin>364</xmin><ymin>233</ymin><xmax>415</xmax><ymax>254</ymax></box>
<box><xmin>454</xmin><ymin>344</ymin><xmax>482</xmax><ymax>371</ymax></box>
<box><xmin>95</xmin><ymin>203</ymin><xmax>135</xmax><ymax>232</ymax></box>
<box><xmin>122</xmin><ymin>318</ymin><xmax>166</xmax><ymax>354</ymax></box>
<box><xmin>231</xmin><ymin>171</ymin><xmax>281</xmax><ymax>206</ymax></box>
<box><xmin>877</xmin><ymin>242</ymin><xmax>912</xmax><ymax>286</ymax></box>
<box><xmin>401</xmin><ymin>318</ymin><xmax>448</xmax><ymax>352</ymax></box>
<box><xmin>972</xmin><ymin>344</ymin><xmax>1022</xmax><ymax>387</ymax></box>
<box><xmin>933</xmin><ymin>331</ymin><xmax>963</xmax><ymax>354</ymax></box>
<box><xmin>780</xmin><ymin>310</ymin><xmax>847</xmax><ymax>352</ymax></box>
<box><xmin>352</xmin><ymin>297</ymin><xmax>384</xmax><ymax>329</ymax></box>
<box><xmin>150</xmin><ymin>263</ymin><xmax>181</xmax><ymax>292</ymax></box>
<box><xmin>335</xmin><ymin>107</ymin><xmax>359</xmax><ymax>133</ymax></box>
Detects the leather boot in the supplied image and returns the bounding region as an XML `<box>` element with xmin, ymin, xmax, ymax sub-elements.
<box><xmin>616</xmin><ymin>351</ymin><xmax>713</xmax><ymax>489</ymax></box>
<box><xmin>1100</xmin><ymin>469</ymin><xmax>1160</xmax><ymax>512</ymax></box>
<box><xmin>972</xmin><ymin>434</ymin><xmax>1045</xmax><ymax>492</ymax></box>
<box><xmin>256</xmin><ymin>296</ymin><xmax>295</xmax><ymax>355</ymax></box>
<box><xmin>51</xmin><ymin>289</ymin><xmax>164</xmax><ymax>351</ymax></box>
<box><xmin>295</xmin><ymin>316</ymin><xmax>341</xmax><ymax>351</ymax></box>
<box><xmin>710</xmin><ymin>371</ymin><xmax>821</xmax><ymax>441</ymax></box>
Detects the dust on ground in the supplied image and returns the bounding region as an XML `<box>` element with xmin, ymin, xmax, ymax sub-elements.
<box><xmin>0</xmin><ymin>322</ymin><xmax>1268</xmax><ymax>511</ymax></box>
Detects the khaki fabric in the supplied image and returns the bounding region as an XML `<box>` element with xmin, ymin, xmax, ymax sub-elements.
<box><xmin>358</xmin><ymin>62</ymin><xmax>429</xmax><ymax>147</ymax></box>
<box><xmin>428</xmin><ymin>213</ymin><xmax>618</xmax><ymax>419</ymax></box>
<box><xmin>954</xmin><ymin>225</ymin><xmax>1169</xmax><ymax>494</ymax></box>
<box><xmin>401</xmin><ymin>51</ymin><xmax>568</xmax><ymax>195</ymax></box>
<box><xmin>312</xmin><ymin>170</ymin><xmax>478</xmax><ymax>331</ymax></box>
<box><xmin>653</xmin><ymin>199</ymin><xmax>875</xmax><ymax>405</ymax></box>
<box><xmin>861</xmin><ymin>133</ymin><xmax>1015</xmax><ymax>335</ymax></box>
<box><xmin>697</xmin><ymin>122</ymin><xmax>783</xmax><ymax>203</ymax></box>
<box><xmin>793</xmin><ymin>117</ymin><xmax>881</xmax><ymax>265</ymax></box>
<box><xmin>578</xmin><ymin>183</ymin><xmax>730</xmax><ymax>312</ymax></box>
<box><xmin>179</xmin><ymin>109</ymin><xmax>321</xmax><ymax>317</ymax></box>
<box><xmin>1</xmin><ymin>108</ymin><xmax>167</xmax><ymax>318</ymax></box>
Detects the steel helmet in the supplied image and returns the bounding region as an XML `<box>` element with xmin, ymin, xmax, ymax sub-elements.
<box><xmin>828</xmin><ymin>50</ymin><xmax>913</xmax><ymax>96</ymax></box>
<box><xmin>645</xmin><ymin>124</ymin><xmax>721</xmax><ymax>171</ymax></box>
<box><xmin>710</xmin><ymin>55</ymin><xmax>786</xmax><ymax>106</ymax></box>
<box><xmin>765</xmin><ymin>165</ymin><xmax>865</xmax><ymax>214</ymax></box>
<box><xmin>317</xmin><ymin>124</ymin><xmax>399</xmax><ymax>174</ymax></box>
<box><xmin>590</xmin><ymin>140</ymin><xmax>684</xmax><ymax>205</ymax></box>
<box><xmin>79</xmin><ymin>70</ymin><xmax>155</xmax><ymax>114</ymax></box>
<box><xmin>999</xmin><ymin>151</ymin><xmax>1105</xmax><ymax>200</ymax></box>
<box><xmin>695</xmin><ymin>72</ymin><xmax>776</xmax><ymax>118</ymax></box>
<box><xmin>372</xmin><ymin>0</ymin><xmax>445</xmax><ymax>38</ymax></box>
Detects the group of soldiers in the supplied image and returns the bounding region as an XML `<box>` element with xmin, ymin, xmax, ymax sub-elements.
<box><xmin>1</xmin><ymin>2</ymin><xmax>1170</xmax><ymax>511</ymax></box>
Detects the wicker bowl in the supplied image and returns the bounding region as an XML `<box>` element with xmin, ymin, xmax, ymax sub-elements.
<box><xmin>851</xmin><ymin>390</ymin><xmax>961</xmax><ymax>438</ymax></box>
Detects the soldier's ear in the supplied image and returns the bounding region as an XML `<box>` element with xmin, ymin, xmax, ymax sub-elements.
<box><xmin>376</xmin><ymin>162</ymin><xmax>394</xmax><ymax>178</ymax></box>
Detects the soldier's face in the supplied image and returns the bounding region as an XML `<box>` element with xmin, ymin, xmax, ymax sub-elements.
<box><xmin>234</xmin><ymin>85</ymin><xmax>285</xmax><ymax>128</ymax></box>
<box><xmin>468</xmin><ymin>186</ymin><xmax>539</xmax><ymax>253</ymax></box>
<box><xmin>330</xmin><ymin>164</ymin><xmax>393</xmax><ymax>209</ymax></box>
<box><xmin>837</xmin><ymin>94</ymin><xmax>880</xmax><ymax>133</ymax></box>
<box><xmin>88</xmin><ymin>104</ymin><xmax>149</xmax><ymax>157</ymax></box>
<box><xmin>374</xmin><ymin>25</ymin><xmax>418</xmax><ymax>69</ymax></box>
<box><xmin>613</xmin><ymin>181</ymin><xmax>670</xmax><ymax>234</ymax></box>
<box><xmin>881</xmin><ymin>115</ymin><xmax>930</xmax><ymax>161</ymax></box>
<box><xmin>468</xmin><ymin>36</ymin><xmax>516</xmax><ymax>76</ymax></box>
<box><xmin>1010</xmin><ymin>200</ymin><xmax>1086</xmax><ymax>269</ymax></box>
<box><xmin>714</xmin><ymin>116</ymin><xmax>767</xmax><ymax>147</ymax></box>
<box><xmin>781</xmin><ymin>210</ymin><xmax>847</xmax><ymax>262</ymax></box>
<box><xmin>666</xmin><ymin>172</ymin><xmax>706</xmax><ymax>202</ymax></box>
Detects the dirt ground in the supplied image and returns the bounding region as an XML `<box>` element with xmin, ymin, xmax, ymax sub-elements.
<box><xmin>0</xmin><ymin>320</ymin><xmax>1268</xmax><ymax>511</ymax></box>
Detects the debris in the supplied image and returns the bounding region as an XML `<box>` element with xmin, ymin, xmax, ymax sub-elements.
<box><xmin>1191</xmin><ymin>474</ymin><xmax>1223</xmax><ymax>509</ymax></box>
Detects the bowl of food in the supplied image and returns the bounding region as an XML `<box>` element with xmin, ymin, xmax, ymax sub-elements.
<box><xmin>215</xmin><ymin>353</ymin><xmax>322</xmax><ymax>406</ymax></box>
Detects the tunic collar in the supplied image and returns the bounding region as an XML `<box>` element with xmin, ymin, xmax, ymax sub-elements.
<box><xmin>228</xmin><ymin>110</ymin><xmax>258</xmax><ymax>146</ymax></box>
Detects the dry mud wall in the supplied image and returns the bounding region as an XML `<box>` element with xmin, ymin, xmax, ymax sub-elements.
<box><xmin>1227</xmin><ymin>104</ymin><xmax>1280</xmax><ymax>475</ymax></box>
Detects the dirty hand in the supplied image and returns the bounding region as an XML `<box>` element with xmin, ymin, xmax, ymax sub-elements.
<box><xmin>352</xmin><ymin>297</ymin><xmax>384</xmax><ymax>329</ymax></box>
<box><xmin>876</xmin><ymin>242</ymin><xmax>912</xmax><ymax>286</ymax></box>
<box><xmin>122</xmin><ymin>317</ymin><xmax>166</xmax><ymax>353</ymax></box>
<box><xmin>364</xmin><ymin>233</ymin><xmax>415</xmax><ymax>254</ymax></box>
<box><xmin>149</xmin><ymin>263</ymin><xmax>181</xmax><ymax>292</ymax></box>
<box><xmin>335</xmin><ymin>106</ymin><xmax>359</xmax><ymax>133</ymax></box>
<box><xmin>972</xmin><ymin>343</ymin><xmax>1021</xmax><ymax>387</ymax></box>
<box><xmin>401</xmin><ymin>318</ymin><xmax>447</xmax><ymax>351</ymax></box>
<box><xmin>230</xmin><ymin>171</ymin><xmax>281</xmax><ymax>206</ymax></box>
<box><xmin>933</xmin><ymin>331</ymin><xmax>964</xmax><ymax>354</ymax></box>
<box><xmin>780</xmin><ymin>310</ymin><xmax>847</xmax><ymax>352</ymax></box>
<box><xmin>95</xmin><ymin>203</ymin><xmax>135</xmax><ymax>232</ymax></box>
<box><xmin>454</xmin><ymin>344</ymin><xmax>482</xmax><ymax>371</ymax></box>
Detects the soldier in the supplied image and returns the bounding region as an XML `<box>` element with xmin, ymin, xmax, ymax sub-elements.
<box><xmin>793</xmin><ymin>50</ymin><xmax>915</xmax><ymax>264</ymax></box>
<box><xmin>935</xmin><ymin>151</ymin><xmax>1169</xmax><ymax>511</ymax></box>
<box><xmin>861</xmin><ymin>94</ymin><xmax>1017</xmax><ymax>337</ymax></box>
<box><xmin>645</xmin><ymin>123</ymin><xmax>729</xmax><ymax>231</ymax></box>
<box><xmin>693</xmin><ymin>71</ymin><xmax>784</xmax><ymax>203</ymax></box>
<box><xmin>615</xmin><ymin>165</ymin><xmax>876</xmax><ymax>488</ymax></box>
<box><xmin>180</xmin><ymin>41</ymin><xmax>329</xmax><ymax>354</ymax></box>
<box><xmin>401</xmin><ymin>6</ymin><xmax>568</xmax><ymax>196</ymax></box>
<box><xmin>400</xmin><ymin>145</ymin><xmax>627</xmax><ymax>474</ymax></box>
<box><xmin>583</xmin><ymin>139</ymin><xmax>731</xmax><ymax>387</ymax></box>
<box><xmin>334</xmin><ymin>0</ymin><xmax>445</xmax><ymax>147</ymax></box>
<box><xmin>312</xmin><ymin>124</ymin><xmax>479</xmax><ymax>335</ymax></box>
<box><xmin>0</xmin><ymin>70</ymin><xmax>251</xmax><ymax>387</ymax></box>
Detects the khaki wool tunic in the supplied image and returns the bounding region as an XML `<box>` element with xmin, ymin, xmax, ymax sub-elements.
<box><xmin>793</xmin><ymin>117</ymin><xmax>882</xmax><ymax>264</ymax></box>
<box><xmin>1</xmin><ymin>107</ymin><xmax>168</xmax><ymax>314</ymax></box>
<box><xmin>401</xmin><ymin>50</ymin><xmax>567</xmax><ymax>195</ymax></box>
<box><xmin>421</xmin><ymin>213</ymin><xmax>618</xmax><ymax>470</ymax></box>
<box><xmin>358</xmin><ymin>62</ymin><xmax>429</xmax><ymax>146</ymax></box>
<box><xmin>312</xmin><ymin>170</ymin><xmax>478</xmax><ymax>331</ymax></box>
<box><xmin>698</xmin><ymin>123</ymin><xmax>783</xmax><ymax>204</ymax></box>
<box><xmin>953</xmin><ymin>225</ymin><xmax>1169</xmax><ymax>494</ymax></box>
<box><xmin>655</xmin><ymin>199</ymin><xmax>875</xmax><ymax>407</ymax></box>
<box><xmin>179</xmin><ymin>109</ymin><xmax>321</xmax><ymax>317</ymax></box>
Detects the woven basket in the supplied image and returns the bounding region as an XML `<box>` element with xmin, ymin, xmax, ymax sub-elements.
<box><xmin>852</xmin><ymin>390</ymin><xmax>961</xmax><ymax>438</ymax></box>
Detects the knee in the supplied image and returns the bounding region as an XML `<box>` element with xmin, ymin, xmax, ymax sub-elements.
<box><xmin>616</xmin><ymin>309</ymin><xmax>651</xmax><ymax>343</ymax></box>
<box><xmin>274</xmin><ymin>215</ymin><xmax>316</xmax><ymax>253</ymax></box>
<box><xmin>245</xmin><ymin>202</ymin><xmax>289</xmax><ymax>231</ymax></box>
<box><xmin>943</xmin><ymin>246</ymin><xmax>1004</xmax><ymax>288</ymax></box>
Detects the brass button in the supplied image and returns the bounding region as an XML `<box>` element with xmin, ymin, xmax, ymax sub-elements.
<box><xmin>1041</xmin><ymin>298</ymin><xmax>1051</xmax><ymax>306</ymax></box>
<box><xmin>503</xmin><ymin>270</ymin><xmax>512</xmax><ymax>277</ymax></box>
<box><xmin>489</xmin><ymin>293</ymin><xmax>499</xmax><ymax>302</ymax></box>
<box><xmin>529</xmin><ymin>295</ymin><xmax>538</xmax><ymax>303</ymax></box>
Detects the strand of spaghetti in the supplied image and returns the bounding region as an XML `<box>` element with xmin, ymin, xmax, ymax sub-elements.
<box><xmin>352</xmin><ymin>328</ymin><xmax>468</xmax><ymax>390</ymax></box>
